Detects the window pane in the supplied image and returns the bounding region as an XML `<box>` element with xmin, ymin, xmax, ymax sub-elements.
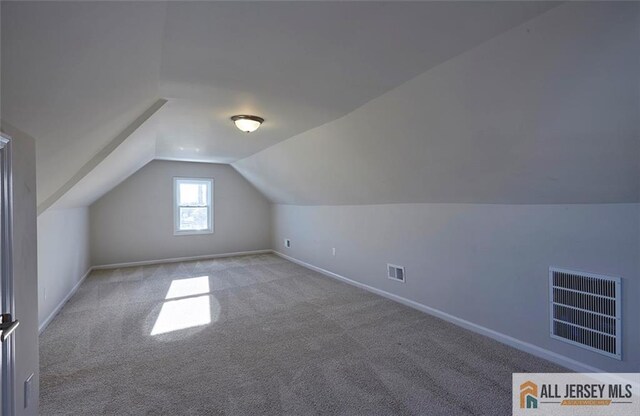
<box><xmin>179</xmin><ymin>207</ymin><xmax>209</xmax><ymax>230</ymax></box>
<box><xmin>179</xmin><ymin>182</ymin><xmax>208</xmax><ymax>206</ymax></box>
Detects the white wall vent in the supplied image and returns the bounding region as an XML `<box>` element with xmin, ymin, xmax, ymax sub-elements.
<box><xmin>549</xmin><ymin>267</ymin><xmax>621</xmax><ymax>360</ymax></box>
<box><xmin>387</xmin><ymin>264</ymin><xmax>405</xmax><ymax>283</ymax></box>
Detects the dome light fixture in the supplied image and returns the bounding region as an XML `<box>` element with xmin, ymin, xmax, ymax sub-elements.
<box><xmin>231</xmin><ymin>115</ymin><xmax>264</xmax><ymax>133</ymax></box>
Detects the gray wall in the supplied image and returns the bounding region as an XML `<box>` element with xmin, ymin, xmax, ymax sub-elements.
<box><xmin>37</xmin><ymin>207</ymin><xmax>90</xmax><ymax>329</ymax></box>
<box><xmin>230</xmin><ymin>1</ymin><xmax>640</xmax><ymax>374</ymax></box>
<box><xmin>3</xmin><ymin>125</ymin><xmax>39</xmax><ymax>414</ymax></box>
<box><xmin>272</xmin><ymin>203</ymin><xmax>639</xmax><ymax>372</ymax></box>
<box><xmin>90</xmin><ymin>160</ymin><xmax>270</xmax><ymax>266</ymax></box>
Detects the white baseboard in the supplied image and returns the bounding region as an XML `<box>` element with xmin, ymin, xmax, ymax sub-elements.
<box><xmin>39</xmin><ymin>267</ymin><xmax>93</xmax><ymax>334</ymax></box>
<box><xmin>92</xmin><ymin>249</ymin><xmax>272</xmax><ymax>270</ymax></box>
<box><xmin>273</xmin><ymin>251</ymin><xmax>606</xmax><ymax>373</ymax></box>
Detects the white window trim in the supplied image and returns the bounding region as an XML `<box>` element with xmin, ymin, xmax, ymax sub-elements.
<box><xmin>173</xmin><ymin>177</ymin><xmax>214</xmax><ymax>236</ymax></box>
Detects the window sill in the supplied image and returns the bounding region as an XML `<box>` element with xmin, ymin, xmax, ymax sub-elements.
<box><xmin>174</xmin><ymin>229</ymin><xmax>214</xmax><ymax>236</ymax></box>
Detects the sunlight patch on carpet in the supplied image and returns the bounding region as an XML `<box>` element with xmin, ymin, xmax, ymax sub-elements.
<box><xmin>165</xmin><ymin>276</ymin><xmax>210</xmax><ymax>299</ymax></box>
<box><xmin>151</xmin><ymin>295</ymin><xmax>211</xmax><ymax>335</ymax></box>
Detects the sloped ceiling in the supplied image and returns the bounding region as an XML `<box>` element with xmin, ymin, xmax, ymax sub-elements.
<box><xmin>0</xmin><ymin>1</ymin><xmax>560</xmax><ymax>210</ymax></box>
<box><xmin>155</xmin><ymin>1</ymin><xmax>558</xmax><ymax>163</ymax></box>
<box><xmin>47</xmin><ymin>100</ymin><xmax>165</xmax><ymax>212</ymax></box>
<box><xmin>1</xmin><ymin>1</ymin><xmax>166</xmax><ymax>206</ymax></box>
<box><xmin>233</xmin><ymin>1</ymin><xmax>640</xmax><ymax>204</ymax></box>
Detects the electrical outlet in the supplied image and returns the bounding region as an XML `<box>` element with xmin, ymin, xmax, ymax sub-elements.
<box><xmin>284</xmin><ymin>238</ymin><xmax>291</xmax><ymax>248</ymax></box>
<box><xmin>332</xmin><ymin>247</ymin><xmax>336</xmax><ymax>256</ymax></box>
<box><xmin>24</xmin><ymin>373</ymin><xmax>34</xmax><ymax>408</ymax></box>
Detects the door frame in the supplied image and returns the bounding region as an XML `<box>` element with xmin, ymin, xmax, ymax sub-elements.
<box><xmin>0</xmin><ymin>132</ymin><xmax>16</xmax><ymax>416</ymax></box>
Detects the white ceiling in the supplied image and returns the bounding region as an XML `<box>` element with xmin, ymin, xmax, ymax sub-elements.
<box><xmin>233</xmin><ymin>1</ymin><xmax>640</xmax><ymax>204</ymax></box>
<box><xmin>1</xmin><ymin>1</ymin><xmax>558</xmax><ymax>206</ymax></box>
<box><xmin>1</xmin><ymin>1</ymin><xmax>166</xmax><ymax>205</ymax></box>
<box><xmin>155</xmin><ymin>1</ymin><xmax>558</xmax><ymax>163</ymax></box>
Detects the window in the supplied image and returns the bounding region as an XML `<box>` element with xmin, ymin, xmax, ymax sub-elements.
<box><xmin>173</xmin><ymin>178</ymin><xmax>213</xmax><ymax>235</ymax></box>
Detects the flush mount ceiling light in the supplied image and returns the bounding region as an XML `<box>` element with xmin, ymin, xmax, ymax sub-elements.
<box><xmin>231</xmin><ymin>115</ymin><xmax>264</xmax><ymax>133</ymax></box>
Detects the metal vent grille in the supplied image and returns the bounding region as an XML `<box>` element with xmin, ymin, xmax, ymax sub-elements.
<box><xmin>387</xmin><ymin>264</ymin><xmax>405</xmax><ymax>283</ymax></box>
<box><xmin>549</xmin><ymin>267</ymin><xmax>621</xmax><ymax>360</ymax></box>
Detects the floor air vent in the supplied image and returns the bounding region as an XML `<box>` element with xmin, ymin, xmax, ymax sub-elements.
<box><xmin>387</xmin><ymin>264</ymin><xmax>405</xmax><ymax>283</ymax></box>
<box><xmin>549</xmin><ymin>267</ymin><xmax>621</xmax><ymax>360</ymax></box>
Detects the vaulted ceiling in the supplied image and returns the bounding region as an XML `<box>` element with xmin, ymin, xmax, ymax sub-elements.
<box><xmin>1</xmin><ymin>1</ymin><xmax>637</xmax><ymax>209</ymax></box>
<box><xmin>155</xmin><ymin>1</ymin><xmax>557</xmax><ymax>163</ymax></box>
<box><xmin>234</xmin><ymin>1</ymin><xmax>640</xmax><ymax>205</ymax></box>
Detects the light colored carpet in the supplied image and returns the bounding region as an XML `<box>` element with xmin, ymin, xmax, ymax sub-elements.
<box><xmin>40</xmin><ymin>253</ymin><xmax>562</xmax><ymax>415</ymax></box>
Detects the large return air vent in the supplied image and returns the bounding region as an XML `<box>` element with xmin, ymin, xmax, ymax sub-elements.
<box><xmin>549</xmin><ymin>267</ymin><xmax>621</xmax><ymax>360</ymax></box>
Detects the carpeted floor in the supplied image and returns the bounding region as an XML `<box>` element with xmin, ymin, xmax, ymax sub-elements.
<box><xmin>40</xmin><ymin>253</ymin><xmax>562</xmax><ymax>415</ymax></box>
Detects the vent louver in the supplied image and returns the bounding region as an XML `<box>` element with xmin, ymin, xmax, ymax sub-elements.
<box><xmin>387</xmin><ymin>264</ymin><xmax>405</xmax><ymax>283</ymax></box>
<box><xmin>549</xmin><ymin>267</ymin><xmax>621</xmax><ymax>360</ymax></box>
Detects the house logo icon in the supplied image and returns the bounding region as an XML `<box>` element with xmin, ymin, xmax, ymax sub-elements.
<box><xmin>520</xmin><ymin>381</ymin><xmax>538</xmax><ymax>409</ymax></box>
